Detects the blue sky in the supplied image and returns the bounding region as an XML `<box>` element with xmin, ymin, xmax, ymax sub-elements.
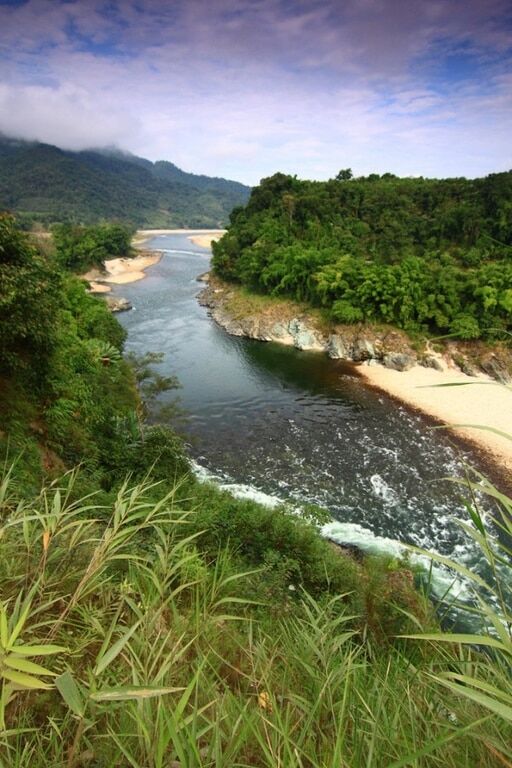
<box><xmin>0</xmin><ymin>0</ymin><xmax>511</xmax><ymax>183</ymax></box>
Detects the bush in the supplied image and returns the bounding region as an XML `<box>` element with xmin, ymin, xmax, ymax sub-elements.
<box><xmin>187</xmin><ymin>484</ymin><xmax>362</xmax><ymax>600</ymax></box>
<box><xmin>450</xmin><ymin>314</ymin><xmax>481</xmax><ymax>339</ymax></box>
<box><xmin>332</xmin><ymin>299</ymin><xmax>364</xmax><ymax>323</ymax></box>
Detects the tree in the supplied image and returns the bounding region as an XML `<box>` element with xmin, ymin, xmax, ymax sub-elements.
<box><xmin>335</xmin><ymin>168</ymin><xmax>353</xmax><ymax>181</ymax></box>
<box><xmin>0</xmin><ymin>214</ymin><xmax>60</xmax><ymax>377</ymax></box>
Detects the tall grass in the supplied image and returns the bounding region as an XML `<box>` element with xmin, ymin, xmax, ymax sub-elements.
<box><xmin>403</xmin><ymin>467</ymin><xmax>512</xmax><ymax>761</ymax></box>
<box><xmin>0</xmin><ymin>467</ymin><xmax>510</xmax><ymax>766</ymax></box>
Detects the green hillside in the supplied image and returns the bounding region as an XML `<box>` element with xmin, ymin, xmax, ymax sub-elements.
<box><xmin>212</xmin><ymin>169</ymin><xmax>512</xmax><ymax>341</ymax></box>
<box><xmin>0</xmin><ymin>136</ymin><xmax>251</xmax><ymax>228</ymax></box>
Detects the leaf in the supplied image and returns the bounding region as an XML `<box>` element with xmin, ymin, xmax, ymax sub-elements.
<box><xmin>0</xmin><ymin>606</ymin><xmax>8</xmax><ymax>648</ymax></box>
<box><xmin>90</xmin><ymin>685</ymin><xmax>183</xmax><ymax>702</ymax></box>
<box><xmin>418</xmin><ymin>381</ymin><xmax>499</xmax><ymax>388</ymax></box>
<box><xmin>432</xmin><ymin>675</ymin><xmax>512</xmax><ymax>723</ymax></box>
<box><xmin>8</xmin><ymin>643</ymin><xmax>67</xmax><ymax>656</ymax></box>
<box><xmin>94</xmin><ymin>622</ymin><xmax>140</xmax><ymax>676</ymax></box>
<box><xmin>388</xmin><ymin>717</ymin><xmax>490</xmax><ymax>768</ymax></box>
<box><xmin>55</xmin><ymin>671</ymin><xmax>86</xmax><ymax>717</ymax></box>
<box><xmin>405</xmin><ymin>544</ymin><xmax>491</xmax><ymax>591</ymax></box>
<box><xmin>466</xmin><ymin>503</ymin><xmax>486</xmax><ymax>535</ymax></box>
<box><xmin>400</xmin><ymin>633</ymin><xmax>511</xmax><ymax>654</ymax></box>
<box><xmin>8</xmin><ymin>599</ymin><xmax>32</xmax><ymax>648</ymax></box>
<box><xmin>433</xmin><ymin>423</ymin><xmax>512</xmax><ymax>442</ymax></box>
<box><xmin>4</xmin><ymin>656</ymin><xmax>57</xmax><ymax>677</ymax></box>
<box><xmin>1</xmin><ymin>669</ymin><xmax>52</xmax><ymax>690</ymax></box>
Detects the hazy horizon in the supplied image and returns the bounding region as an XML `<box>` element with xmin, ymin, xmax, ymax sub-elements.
<box><xmin>1</xmin><ymin>0</ymin><xmax>511</xmax><ymax>185</ymax></box>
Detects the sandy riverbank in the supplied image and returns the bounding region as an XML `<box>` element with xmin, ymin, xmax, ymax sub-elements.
<box><xmin>188</xmin><ymin>232</ymin><xmax>225</xmax><ymax>248</ymax></box>
<box><xmin>360</xmin><ymin>363</ymin><xmax>512</xmax><ymax>471</ymax></box>
<box><xmin>83</xmin><ymin>229</ymin><xmax>224</xmax><ymax>292</ymax></box>
<box><xmin>103</xmin><ymin>253</ymin><xmax>162</xmax><ymax>284</ymax></box>
<box><xmin>87</xmin><ymin>281</ymin><xmax>111</xmax><ymax>293</ymax></box>
<box><xmin>82</xmin><ymin>252</ymin><xmax>162</xmax><ymax>289</ymax></box>
<box><xmin>133</xmin><ymin>228</ymin><xmax>225</xmax><ymax>248</ymax></box>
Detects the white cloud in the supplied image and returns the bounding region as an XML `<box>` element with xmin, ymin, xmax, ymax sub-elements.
<box><xmin>0</xmin><ymin>82</ymin><xmax>141</xmax><ymax>150</ymax></box>
<box><xmin>0</xmin><ymin>0</ymin><xmax>510</xmax><ymax>183</ymax></box>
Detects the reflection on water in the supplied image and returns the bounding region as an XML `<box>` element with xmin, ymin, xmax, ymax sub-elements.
<box><xmin>116</xmin><ymin>234</ymin><xmax>491</xmax><ymax>576</ymax></box>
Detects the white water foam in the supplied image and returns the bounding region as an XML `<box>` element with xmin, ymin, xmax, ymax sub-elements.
<box><xmin>219</xmin><ymin>484</ymin><xmax>283</xmax><ymax>508</ymax></box>
<box><xmin>155</xmin><ymin>248</ymin><xmax>208</xmax><ymax>256</ymax></box>
<box><xmin>370</xmin><ymin>474</ymin><xmax>400</xmax><ymax>505</ymax></box>
<box><xmin>192</xmin><ymin>460</ymin><xmax>289</xmax><ymax>508</ymax></box>
<box><xmin>322</xmin><ymin>520</ymin><xmax>473</xmax><ymax>602</ymax></box>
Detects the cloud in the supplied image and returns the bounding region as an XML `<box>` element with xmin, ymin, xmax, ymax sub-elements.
<box><xmin>0</xmin><ymin>0</ymin><xmax>510</xmax><ymax>182</ymax></box>
<box><xmin>0</xmin><ymin>81</ymin><xmax>141</xmax><ymax>149</ymax></box>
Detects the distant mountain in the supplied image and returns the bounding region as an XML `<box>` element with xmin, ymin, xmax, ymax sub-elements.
<box><xmin>0</xmin><ymin>136</ymin><xmax>251</xmax><ymax>228</ymax></box>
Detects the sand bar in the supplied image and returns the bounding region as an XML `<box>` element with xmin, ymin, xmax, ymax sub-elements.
<box><xmin>82</xmin><ymin>227</ymin><xmax>225</xmax><ymax>290</ymax></box>
<box><xmin>87</xmin><ymin>281</ymin><xmax>111</xmax><ymax>293</ymax></box>
<box><xmin>82</xmin><ymin>252</ymin><xmax>162</xmax><ymax>289</ymax></box>
<box><xmin>188</xmin><ymin>232</ymin><xmax>225</xmax><ymax>248</ymax></box>
<box><xmin>102</xmin><ymin>253</ymin><xmax>161</xmax><ymax>284</ymax></box>
<box><xmin>360</xmin><ymin>362</ymin><xmax>512</xmax><ymax>471</ymax></box>
<box><xmin>133</xmin><ymin>228</ymin><xmax>226</xmax><ymax>248</ymax></box>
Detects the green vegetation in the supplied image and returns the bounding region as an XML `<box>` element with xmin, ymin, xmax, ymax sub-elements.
<box><xmin>0</xmin><ymin>465</ymin><xmax>510</xmax><ymax>766</ymax></box>
<box><xmin>0</xmin><ymin>136</ymin><xmax>250</xmax><ymax>229</ymax></box>
<box><xmin>1</xmin><ymin>214</ymin><xmax>511</xmax><ymax>765</ymax></box>
<box><xmin>0</xmin><ymin>213</ymin><xmax>180</xmax><ymax>489</ymax></box>
<box><xmin>52</xmin><ymin>222</ymin><xmax>134</xmax><ymax>271</ymax></box>
<box><xmin>212</xmin><ymin>170</ymin><xmax>512</xmax><ymax>341</ymax></box>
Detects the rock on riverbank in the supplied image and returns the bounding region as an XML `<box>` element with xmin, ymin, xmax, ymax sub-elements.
<box><xmin>105</xmin><ymin>295</ymin><xmax>132</xmax><ymax>313</ymax></box>
<box><xmin>198</xmin><ymin>274</ymin><xmax>512</xmax><ymax>381</ymax></box>
<box><xmin>199</xmin><ymin>275</ymin><xmax>423</xmax><ymax>371</ymax></box>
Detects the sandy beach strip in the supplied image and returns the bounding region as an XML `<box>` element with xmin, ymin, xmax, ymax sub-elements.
<box><xmin>102</xmin><ymin>253</ymin><xmax>162</xmax><ymax>284</ymax></box>
<box><xmin>87</xmin><ymin>281</ymin><xmax>111</xmax><ymax>293</ymax></box>
<box><xmin>82</xmin><ymin>252</ymin><xmax>162</xmax><ymax>289</ymax></box>
<box><xmin>82</xmin><ymin>227</ymin><xmax>225</xmax><ymax>291</ymax></box>
<box><xmin>133</xmin><ymin>228</ymin><xmax>226</xmax><ymax>248</ymax></box>
<box><xmin>188</xmin><ymin>232</ymin><xmax>225</xmax><ymax>248</ymax></box>
<box><xmin>360</xmin><ymin>362</ymin><xmax>512</xmax><ymax>471</ymax></box>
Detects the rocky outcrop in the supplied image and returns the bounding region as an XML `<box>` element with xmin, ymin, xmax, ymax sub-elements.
<box><xmin>419</xmin><ymin>354</ymin><xmax>445</xmax><ymax>372</ymax></box>
<box><xmin>198</xmin><ymin>274</ymin><xmax>512</xmax><ymax>381</ymax></box>
<box><xmin>383</xmin><ymin>353</ymin><xmax>416</xmax><ymax>372</ymax></box>
<box><xmin>479</xmin><ymin>354</ymin><xmax>511</xmax><ymax>384</ymax></box>
<box><xmin>198</xmin><ymin>276</ymin><xmax>417</xmax><ymax>366</ymax></box>
<box><xmin>105</xmin><ymin>295</ymin><xmax>132</xmax><ymax>313</ymax></box>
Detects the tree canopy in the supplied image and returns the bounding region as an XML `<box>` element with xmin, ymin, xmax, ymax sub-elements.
<box><xmin>52</xmin><ymin>222</ymin><xmax>134</xmax><ymax>271</ymax></box>
<box><xmin>212</xmin><ymin>170</ymin><xmax>512</xmax><ymax>340</ymax></box>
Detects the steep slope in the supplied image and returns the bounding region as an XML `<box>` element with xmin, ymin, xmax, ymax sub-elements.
<box><xmin>0</xmin><ymin>136</ymin><xmax>251</xmax><ymax>227</ymax></box>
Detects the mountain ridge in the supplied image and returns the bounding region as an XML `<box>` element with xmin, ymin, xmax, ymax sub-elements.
<box><xmin>0</xmin><ymin>135</ymin><xmax>251</xmax><ymax>228</ymax></box>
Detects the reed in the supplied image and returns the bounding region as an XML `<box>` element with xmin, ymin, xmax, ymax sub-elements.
<box><xmin>0</xmin><ymin>467</ymin><xmax>509</xmax><ymax>767</ymax></box>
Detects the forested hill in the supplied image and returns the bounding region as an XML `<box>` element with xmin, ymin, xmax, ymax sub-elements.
<box><xmin>212</xmin><ymin>170</ymin><xmax>512</xmax><ymax>341</ymax></box>
<box><xmin>0</xmin><ymin>135</ymin><xmax>251</xmax><ymax>228</ymax></box>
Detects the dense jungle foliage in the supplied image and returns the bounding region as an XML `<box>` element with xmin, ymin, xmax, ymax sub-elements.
<box><xmin>0</xmin><ymin>136</ymin><xmax>250</xmax><ymax>228</ymax></box>
<box><xmin>212</xmin><ymin>170</ymin><xmax>512</xmax><ymax>341</ymax></box>
<box><xmin>52</xmin><ymin>222</ymin><xmax>134</xmax><ymax>271</ymax></box>
<box><xmin>0</xmin><ymin>215</ymin><xmax>511</xmax><ymax>766</ymax></box>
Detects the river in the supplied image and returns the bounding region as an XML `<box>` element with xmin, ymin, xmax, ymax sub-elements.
<box><xmin>116</xmin><ymin>233</ymin><xmax>493</xmax><ymax>600</ymax></box>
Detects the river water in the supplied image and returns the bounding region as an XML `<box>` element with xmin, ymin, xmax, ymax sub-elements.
<box><xmin>116</xmin><ymin>234</ymin><xmax>493</xmax><ymax>598</ymax></box>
